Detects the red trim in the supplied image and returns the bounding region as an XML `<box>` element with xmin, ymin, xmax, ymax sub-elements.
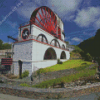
<box><xmin>19</xmin><ymin>23</ymin><xmax>66</xmax><ymax>43</ymax></box>
<box><xmin>13</xmin><ymin>38</ymin><xmax>69</xmax><ymax>51</ymax></box>
<box><xmin>2</xmin><ymin>58</ymin><xmax>12</xmax><ymax>59</ymax></box>
<box><xmin>1</xmin><ymin>64</ymin><xmax>12</xmax><ymax>65</ymax></box>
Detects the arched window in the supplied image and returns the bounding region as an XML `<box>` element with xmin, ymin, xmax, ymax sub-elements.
<box><xmin>62</xmin><ymin>44</ymin><xmax>65</xmax><ymax>49</ymax></box>
<box><xmin>50</xmin><ymin>39</ymin><xmax>60</xmax><ymax>48</ymax></box>
<box><xmin>36</xmin><ymin>34</ymin><xmax>48</xmax><ymax>43</ymax></box>
<box><xmin>44</xmin><ymin>48</ymin><xmax>57</xmax><ymax>60</ymax></box>
<box><xmin>60</xmin><ymin>51</ymin><xmax>66</xmax><ymax>59</ymax></box>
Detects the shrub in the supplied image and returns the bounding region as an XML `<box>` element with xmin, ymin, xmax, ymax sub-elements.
<box><xmin>21</xmin><ymin>70</ymin><xmax>29</xmax><ymax>78</ymax></box>
<box><xmin>36</xmin><ymin>68</ymin><xmax>46</xmax><ymax>75</ymax></box>
<box><xmin>85</xmin><ymin>53</ymin><xmax>92</xmax><ymax>61</ymax></box>
<box><xmin>57</xmin><ymin>59</ymin><xmax>63</xmax><ymax>64</ymax></box>
<box><xmin>20</xmin><ymin>83</ymin><xmax>30</xmax><ymax>87</ymax></box>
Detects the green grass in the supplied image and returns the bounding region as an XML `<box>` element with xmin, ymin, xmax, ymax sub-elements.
<box><xmin>32</xmin><ymin>68</ymin><xmax>96</xmax><ymax>88</ymax></box>
<box><xmin>20</xmin><ymin>59</ymin><xmax>96</xmax><ymax>88</ymax></box>
<box><xmin>20</xmin><ymin>83</ymin><xmax>30</xmax><ymax>87</ymax></box>
<box><xmin>36</xmin><ymin>59</ymin><xmax>93</xmax><ymax>74</ymax></box>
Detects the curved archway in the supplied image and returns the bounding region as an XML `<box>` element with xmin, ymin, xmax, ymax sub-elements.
<box><xmin>60</xmin><ymin>51</ymin><xmax>66</xmax><ymax>59</ymax></box>
<box><xmin>36</xmin><ymin>34</ymin><xmax>48</xmax><ymax>43</ymax></box>
<box><xmin>50</xmin><ymin>39</ymin><xmax>60</xmax><ymax>48</ymax></box>
<box><xmin>62</xmin><ymin>44</ymin><xmax>65</xmax><ymax>49</ymax></box>
<box><xmin>44</xmin><ymin>48</ymin><xmax>57</xmax><ymax>60</ymax></box>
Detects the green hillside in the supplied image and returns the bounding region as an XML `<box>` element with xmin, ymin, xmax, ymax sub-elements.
<box><xmin>36</xmin><ymin>59</ymin><xmax>93</xmax><ymax>74</ymax></box>
<box><xmin>78</xmin><ymin>29</ymin><xmax>100</xmax><ymax>58</ymax></box>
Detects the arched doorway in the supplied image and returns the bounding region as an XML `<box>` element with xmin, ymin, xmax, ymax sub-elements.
<box><xmin>44</xmin><ymin>48</ymin><xmax>57</xmax><ymax>60</ymax></box>
<box><xmin>60</xmin><ymin>51</ymin><xmax>66</xmax><ymax>59</ymax></box>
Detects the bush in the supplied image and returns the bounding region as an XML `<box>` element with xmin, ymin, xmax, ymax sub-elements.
<box><xmin>21</xmin><ymin>70</ymin><xmax>29</xmax><ymax>78</ymax></box>
<box><xmin>36</xmin><ymin>68</ymin><xmax>46</xmax><ymax>75</ymax></box>
<box><xmin>20</xmin><ymin>83</ymin><xmax>30</xmax><ymax>87</ymax></box>
<box><xmin>85</xmin><ymin>53</ymin><xmax>92</xmax><ymax>61</ymax></box>
<box><xmin>57</xmin><ymin>59</ymin><xmax>63</xmax><ymax>64</ymax></box>
<box><xmin>4</xmin><ymin>74</ymin><xmax>18</xmax><ymax>79</ymax></box>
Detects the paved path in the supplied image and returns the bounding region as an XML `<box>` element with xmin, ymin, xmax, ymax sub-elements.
<box><xmin>0</xmin><ymin>92</ymin><xmax>100</xmax><ymax>100</ymax></box>
<box><xmin>0</xmin><ymin>93</ymin><xmax>34</xmax><ymax>100</ymax></box>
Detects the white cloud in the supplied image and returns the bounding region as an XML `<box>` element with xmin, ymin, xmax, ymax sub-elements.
<box><xmin>72</xmin><ymin>37</ymin><xmax>83</xmax><ymax>42</ymax></box>
<box><xmin>48</xmin><ymin>0</ymin><xmax>82</xmax><ymax>20</ymax></box>
<box><xmin>94</xmin><ymin>18</ymin><xmax>100</xmax><ymax>29</ymax></box>
<box><xmin>16</xmin><ymin>0</ymin><xmax>82</xmax><ymax>21</ymax></box>
<box><xmin>74</xmin><ymin>7</ymin><xmax>100</xmax><ymax>28</ymax></box>
<box><xmin>16</xmin><ymin>0</ymin><xmax>38</xmax><ymax>20</ymax></box>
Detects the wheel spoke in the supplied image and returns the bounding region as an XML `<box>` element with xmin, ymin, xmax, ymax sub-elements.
<box><xmin>31</xmin><ymin>6</ymin><xmax>57</xmax><ymax>36</ymax></box>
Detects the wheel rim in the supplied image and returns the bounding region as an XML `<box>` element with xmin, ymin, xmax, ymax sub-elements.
<box><xmin>30</xmin><ymin>6</ymin><xmax>57</xmax><ymax>36</ymax></box>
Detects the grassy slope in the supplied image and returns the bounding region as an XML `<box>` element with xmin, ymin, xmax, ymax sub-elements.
<box><xmin>20</xmin><ymin>59</ymin><xmax>97</xmax><ymax>88</ymax></box>
<box><xmin>36</xmin><ymin>59</ymin><xmax>93</xmax><ymax>74</ymax></box>
<box><xmin>32</xmin><ymin>69</ymin><xmax>96</xmax><ymax>88</ymax></box>
<box><xmin>70</xmin><ymin>52</ymin><xmax>81</xmax><ymax>59</ymax></box>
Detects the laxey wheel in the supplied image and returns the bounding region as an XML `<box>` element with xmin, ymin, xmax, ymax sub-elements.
<box><xmin>30</xmin><ymin>6</ymin><xmax>57</xmax><ymax>37</ymax></box>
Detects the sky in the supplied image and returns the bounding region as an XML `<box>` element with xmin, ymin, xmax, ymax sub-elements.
<box><xmin>0</xmin><ymin>0</ymin><xmax>100</xmax><ymax>45</ymax></box>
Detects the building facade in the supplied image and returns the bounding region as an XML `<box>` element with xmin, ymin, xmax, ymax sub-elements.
<box><xmin>12</xmin><ymin>6</ymin><xmax>70</xmax><ymax>76</ymax></box>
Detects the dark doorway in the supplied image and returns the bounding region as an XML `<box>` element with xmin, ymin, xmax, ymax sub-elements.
<box><xmin>18</xmin><ymin>60</ymin><xmax>23</xmax><ymax>79</ymax></box>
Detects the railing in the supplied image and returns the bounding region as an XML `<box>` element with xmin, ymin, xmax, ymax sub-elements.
<box><xmin>18</xmin><ymin>35</ymin><xmax>69</xmax><ymax>51</ymax></box>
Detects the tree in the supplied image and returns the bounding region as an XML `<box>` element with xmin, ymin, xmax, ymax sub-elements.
<box><xmin>0</xmin><ymin>39</ymin><xmax>11</xmax><ymax>50</ymax></box>
<box><xmin>72</xmin><ymin>45</ymin><xmax>83</xmax><ymax>53</ymax></box>
<box><xmin>2</xmin><ymin>43</ymin><xmax>11</xmax><ymax>49</ymax></box>
<box><xmin>0</xmin><ymin>39</ymin><xmax>3</xmax><ymax>49</ymax></box>
<box><xmin>85</xmin><ymin>53</ymin><xmax>92</xmax><ymax>61</ymax></box>
<box><xmin>95</xmin><ymin>28</ymin><xmax>100</xmax><ymax>38</ymax></box>
<box><xmin>65</xmin><ymin>41</ymin><xmax>69</xmax><ymax>45</ymax></box>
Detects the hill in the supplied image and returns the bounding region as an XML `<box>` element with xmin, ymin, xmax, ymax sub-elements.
<box><xmin>78</xmin><ymin>29</ymin><xmax>100</xmax><ymax>58</ymax></box>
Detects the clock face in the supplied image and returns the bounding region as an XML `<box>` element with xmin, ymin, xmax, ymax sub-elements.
<box><xmin>21</xmin><ymin>29</ymin><xmax>30</xmax><ymax>40</ymax></box>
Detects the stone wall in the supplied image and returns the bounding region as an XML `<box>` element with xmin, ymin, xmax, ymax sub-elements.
<box><xmin>1</xmin><ymin>82</ymin><xmax>100</xmax><ymax>99</ymax></box>
<box><xmin>32</xmin><ymin>63</ymin><xmax>98</xmax><ymax>84</ymax></box>
<box><xmin>32</xmin><ymin>68</ymin><xmax>78</xmax><ymax>84</ymax></box>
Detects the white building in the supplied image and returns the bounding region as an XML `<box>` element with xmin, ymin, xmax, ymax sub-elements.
<box><xmin>12</xmin><ymin>6</ymin><xmax>70</xmax><ymax>76</ymax></box>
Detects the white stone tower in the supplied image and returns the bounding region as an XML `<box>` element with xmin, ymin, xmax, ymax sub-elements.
<box><xmin>12</xmin><ymin>6</ymin><xmax>70</xmax><ymax>76</ymax></box>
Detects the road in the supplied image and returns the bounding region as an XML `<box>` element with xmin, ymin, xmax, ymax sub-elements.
<box><xmin>0</xmin><ymin>92</ymin><xmax>100</xmax><ymax>100</ymax></box>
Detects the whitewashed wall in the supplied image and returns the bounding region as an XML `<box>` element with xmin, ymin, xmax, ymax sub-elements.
<box><xmin>13</xmin><ymin>61</ymin><xmax>32</xmax><ymax>76</ymax></box>
<box><xmin>18</xmin><ymin>24</ymin><xmax>66</xmax><ymax>48</ymax></box>
<box><xmin>32</xmin><ymin>25</ymin><xmax>66</xmax><ymax>47</ymax></box>
<box><xmin>32</xmin><ymin>40</ymin><xmax>70</xmax><ymax>61</ymax></box>
<box><xmin>13</xmin><ymin>22</ymin><xmax>70</xmax><ymax>76</ymax></box>
<box><xmin>13</xmin><ymin>41</ymin><xmax>32</xmax><ymax>61</ymax></box>
<box><xmin>13</xmin><ymin>39</ymin><xmax>70</xmax><ymax>76</ymax></box>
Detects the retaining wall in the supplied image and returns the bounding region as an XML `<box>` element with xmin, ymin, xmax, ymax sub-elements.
<box><xmin>0</xmin><ymin>83</ymin><xmax>100</xmax><ymax>99</ymax></box>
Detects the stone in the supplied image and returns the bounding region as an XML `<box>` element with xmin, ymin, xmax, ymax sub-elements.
<box><xmin>0</xmin><ymin>77</ymin><xmax>7</xmax><ymax>83</ymax></box>
<box><xmin>86</xmin><ymin>83</ymin><xmax>91</xmax><ymax>85</ymax></box>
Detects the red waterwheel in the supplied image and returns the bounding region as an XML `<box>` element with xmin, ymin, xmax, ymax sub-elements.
<box><xmin>30</xmin><ymin>6</ymin><xmax>57</xmax><ymax>37</ymax></box>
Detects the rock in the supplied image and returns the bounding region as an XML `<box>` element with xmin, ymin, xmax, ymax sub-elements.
<box><xmin>86</xmin><ymin>83</ymin><xmax>91</xmax><ymax>85</ymax></box>
<box><xmin>0</xmin><ymin>77</ymin><xmax>7</xmax><ymax>83</ymax></box>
